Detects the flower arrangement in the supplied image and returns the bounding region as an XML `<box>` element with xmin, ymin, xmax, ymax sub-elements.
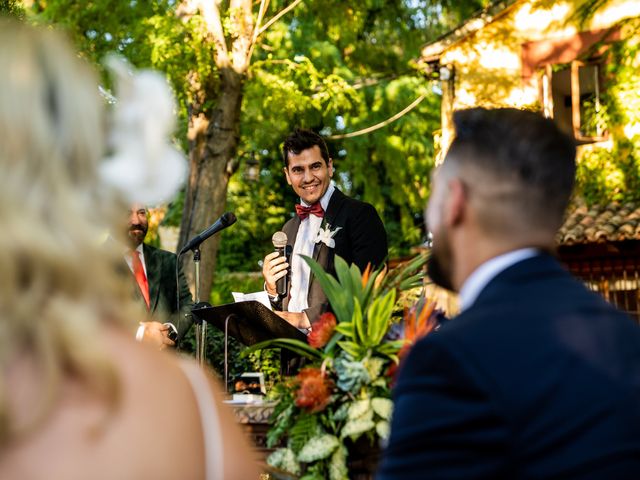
<box><xmin>245</xmin><ymin>253</ymin><xmax>439</xmax><ymax>479</ymax></box>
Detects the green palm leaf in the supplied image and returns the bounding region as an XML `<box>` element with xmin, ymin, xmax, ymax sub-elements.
<box><xmin>241</xmin><ymin>338</ymin><xmax>323</xmax><ymax>360</ymax></box>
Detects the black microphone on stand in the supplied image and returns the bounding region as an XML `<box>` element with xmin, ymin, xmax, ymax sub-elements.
<box><xmin>179</xmin><ymin>212</ymin><xmax>237</xmax><ymax>255</ymax></box>
<box><xmin>272</xmin><ymin>231</ymin><xmax>291</xmax><ymax>298</ymax></box>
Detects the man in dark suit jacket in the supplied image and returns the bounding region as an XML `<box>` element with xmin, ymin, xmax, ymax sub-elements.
<box><xmin>127</xmin><ymin>204</ymin><xmax>194</xmax><ymax>348</ymax></box>
<box><xmin>378</xmin><ymin>108</ymin><xmax>640</xmax><ymax>478</ymax></box>
<box><xmin>262</xmin><ymin>128</ymin><xmax>387</xmax><ymax>329</ymax></box>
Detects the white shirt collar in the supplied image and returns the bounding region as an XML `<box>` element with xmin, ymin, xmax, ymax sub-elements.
<box><xmin>300</xmin><ymin>182</ymin><xmax>335</xmax><ymax>212</ymax></box>
<box><xmin>459</xmin><ymin>248</ymin><xmax>539</xmax><ymax>311</ymax></box>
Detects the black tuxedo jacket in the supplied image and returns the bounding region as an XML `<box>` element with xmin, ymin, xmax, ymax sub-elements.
<box><xmin>379</xmin><ymin>254</ymin><xmax>640</xmax><ymax>479</ymax></box>
<box><xmin>273</xmin><ymin>188</ymin><xmax>387</xmax><ymax>324</ymax></box>
<box><xmin>132</xmin><ymin>244</ymin><xmax>194</xmax><ymax>341</ymax></box>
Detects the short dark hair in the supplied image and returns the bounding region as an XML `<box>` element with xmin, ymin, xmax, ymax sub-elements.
<box><xmin>282</xmin><ymin>128</ymin><xmax>331</xmax><ymax>167</ymax></box>
<box><xmin>446</xmin><ymin>107</ymin><xmax>576</xmax><ymax>234</ymax></box>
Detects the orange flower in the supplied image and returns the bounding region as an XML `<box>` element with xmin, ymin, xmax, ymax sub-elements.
<box><xmin>403</xmin><ymin>299</ymin><xmax>437</xmax><ymax>355</ymax></box>
<box><xmin>307</xmin><ymin>312</ymin><xmax>337</xmax><ymax>348</ymax></box>
<box><xmin>361</xmin><ymin>263</ymin><xmax>372</xmax><ymax>288</ymax></box>
<box><xmin>294</xmin><ymin>368</ymin><xmax>333</xmax><ymax>413</ymax></box>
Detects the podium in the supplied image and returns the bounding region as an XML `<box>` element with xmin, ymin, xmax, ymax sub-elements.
<box><xmin>191</xmin><ymin>301</ymin><xmax>307</xmax><ymax>389</ymax></box>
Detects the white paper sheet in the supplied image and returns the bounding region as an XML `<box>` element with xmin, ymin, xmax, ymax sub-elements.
<box><xmin>231</xmin><ymin>291</ymin><xmax>273</xmax><ymax>310</ymax></box>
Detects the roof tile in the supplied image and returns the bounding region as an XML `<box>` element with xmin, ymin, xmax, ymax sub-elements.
<box><xmin>557</xmin><ymin>201</ymin><xmax>640</xmax><ymax>245</ymax></box>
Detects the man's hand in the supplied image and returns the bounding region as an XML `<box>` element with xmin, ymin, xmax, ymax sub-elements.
<box><xmin>262</xmin><ymin>251</ymin><xmax>289</xmax><ymax>296</ymax></box>
<box><xmin>141</xmin><ymin>321</ymin><xmax>175</xmax><ymax>350</ymax></box>
<box><xmin>275</xmin><ymin>311</ymin><xmax>311</xmax><ymax>330</ymax></box>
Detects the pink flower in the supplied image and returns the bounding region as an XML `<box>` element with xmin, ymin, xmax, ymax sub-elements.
<box><xmin>307</xmin><ymin>312</ymin><xmax>337</xmax><ymax>348</ymax></box>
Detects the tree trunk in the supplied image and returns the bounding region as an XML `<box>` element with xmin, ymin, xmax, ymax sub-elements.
<box><xmin>179</xmin><ymin>67</ymin><xmax>244</xmax><ymax>299</ymax></box>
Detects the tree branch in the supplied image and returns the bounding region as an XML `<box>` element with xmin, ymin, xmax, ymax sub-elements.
<box><xmin>197</xmin><ymin>0</ymin><xmax>230</xmax><ymax>68</ymax></box>
<box><xmin>246</xmin><ymin>0</ymin><xmax>270</xmax><ymax>65</ymax></box>
<box><xmin>229</xmin><ymin>0</ymin><xmax>255</xmax><ymax>73</ymax></box>
<box><xmin>327</xmin><ymin>94</ymin><xmax>426</xmax><ymax>140</ymax></box>
<box><xmin>256</xmin><ymin>0</ymin><xmax>303</xmax><ymax>37</ymax></box>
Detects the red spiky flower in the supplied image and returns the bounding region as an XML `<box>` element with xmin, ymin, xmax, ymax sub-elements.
<box><xmin>307</xmin><ymin>312</ymin><xmax>337</xmax><ymax>349</ymax></box>
<box><xmin>294</xmin><ymin>368</ymin><xmax>333</xmax><ymax>413</ymax></box>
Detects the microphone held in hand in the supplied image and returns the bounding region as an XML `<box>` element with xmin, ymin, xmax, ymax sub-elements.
<box><xmin>179</xmin><ymin>212</ymin><xmax>237</xmax><ymax>255</ymax></box>
<box><xmin>272</xmin><ymin>231</ymin><xmax>291</xmax><ymax>298</ymax></box>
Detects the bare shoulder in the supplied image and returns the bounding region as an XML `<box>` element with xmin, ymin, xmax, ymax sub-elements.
<box><xmin>0</xmin><ymin>327</ymin><xmax>259</xmax><ymax>479</ymax></box>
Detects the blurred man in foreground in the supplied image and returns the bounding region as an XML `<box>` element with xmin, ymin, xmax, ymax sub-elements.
<box><xmin>379</xmin><ymin>108</ymin><xmax>640</xmax><ymax>479</ymax></box>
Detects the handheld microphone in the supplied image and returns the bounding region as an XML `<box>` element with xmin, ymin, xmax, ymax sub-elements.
<box><xmin>179</xmin><ymin>212</ymin><xmax>237</xmax><ymax>255</ymax></box>
<box><xmin>272</xmin><ymin>231</ymin><xmax>291</xmax><ymax>297</ymax></box>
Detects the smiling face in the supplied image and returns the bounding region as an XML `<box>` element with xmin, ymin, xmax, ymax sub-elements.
<box><xmin>284</xmin><ymin>145</ymin><xmax>333</xmax><ymax>205</ymax></box>
<box><xmin>127</xmin><ymin>203</ymin><xmax>148</xmax><ymax>248</ymax></box>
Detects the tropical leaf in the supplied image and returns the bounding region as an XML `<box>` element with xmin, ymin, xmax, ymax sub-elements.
<box><xmin>347</xmin><ymin>399</ymin><xmax>371</xmax><ymax>420</ymax></box>
<box><xmin>340</xmin><ymin>417</ymin><xmax>376</xmax><ymax>440</ymax></box>
<box><xmin>353</xmin><ymin>298</ymin><xmax>366</xmax><ymax>345</ymax></box>
<box><xmin>376</xmin><ymin>340</ymin><xmax>405</xmax><ymax>355</ymax></box>
<box><xmin>303</xmin><ymin>255</ymin><xmax>351</xmax><ymax>324</ymax></box>
<box><xmin>371</xmin><ymin>397</ymin><xmax>393</xmax><ymax>420</ymax></box>
<box><xmin>267</xmin><ymin>448</ymin><xmax>301</xmax><ymax>476</ymax></box>
<box><xmin>323</xmin><ymin>331</ymin><xmax>343</xmax><ymax>355</ymax></box>
<box><xmin>241</xmin><ymin>338</ymin><xmax>322</xmax><ymax>360</ymax></box>
<box><xmin>334</xmin><ymin>322</ymin><xmax>354</xmax><ymax>339</ymax></box>
<box><xmin>297</xmin><ymin>434</ymin><xmax>340</xmax><ymax>462</ymax></box>
<box><xmin>367</xmin><ymin>289</ymin><xmax>396</xmax><ymax>345</ymax></box>
<box><xmin>349</xmin><ymin>262</ymin><xmax>365</xmax><ymax>303</ymax></box>
<box><xmin>329</xmin><ymin>444</ymin><xmax>349</xmax><ymax>480</ymax></box>
<box><xmin>334</xmin><ymin>256</ymin><xmax>355</xmax><ymax>314</ymax></box>
<box><xmin>376</xmin><ymin>420</ymin><xmax>390</xmax><ymax>440</ymax></box>
<box><xmin>336</xmin><ymin>340</ymin><xmax>361</xmax><ymax>359</ymax></box>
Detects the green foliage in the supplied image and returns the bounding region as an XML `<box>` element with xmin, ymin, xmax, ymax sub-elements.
<box><xmin>0</xmin><ymin>0</ymin><xmax>24</xmax><ymax>18</ymax></box>
<box><xmin>574</xmin><ymin>19</ymin><xmax>640</xmax><ymax>206</ymax></box>
<box><xmin>257</xmin><ymin>254</ymin><xmax>429</xmax><ymax>476</ymax></box>
<box><xmin>26</xmin><ymin>0</ymin><xmax>489</xmax><ymax>268</ymax></box>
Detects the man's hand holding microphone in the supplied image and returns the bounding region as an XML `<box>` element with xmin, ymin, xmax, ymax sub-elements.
<box><xmin>262</xmin><ymin>232</ymin><xmax>311</xmax><ymax>330</ymax></box>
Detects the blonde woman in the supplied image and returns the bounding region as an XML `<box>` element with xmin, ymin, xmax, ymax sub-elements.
<box><xmin>0</xmin><ymin>20</ymin><xmax>258</xmax><ymax>479</ymax></box>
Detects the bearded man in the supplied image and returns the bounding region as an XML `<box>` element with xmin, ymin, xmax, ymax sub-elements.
<box><xmin>126</xmin><ymin>204</ymin><xmax>194</xmax><ymax>349</ymax></box>
<box><xmin>379</xmin><ymin>108</ymin><xmax>640</xmax><ymax>479</ymax></box>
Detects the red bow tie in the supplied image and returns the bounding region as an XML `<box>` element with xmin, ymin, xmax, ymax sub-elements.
<box><xmin>295</xmin><ymin>202</ymin><xmax>325</xmax><ymax>220</ymax></box>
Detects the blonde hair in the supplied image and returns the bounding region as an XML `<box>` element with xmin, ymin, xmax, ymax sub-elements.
<box><xmin>0</xmin><ymin>20</ymin><xmax>142</xmax><ymax>443</ymax></box>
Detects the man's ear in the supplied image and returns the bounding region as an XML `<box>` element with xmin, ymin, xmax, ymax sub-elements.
<box><xmin>283</xmin><ymin>166</ymin><xmax>292</xmax><ymax>186</ymax></box>
<box><xmin>328</xmin><ymin>159</ymin><xmax>334</xmax><ymax>177</ymax></box>
<box><xmin>445</xmin><ymin>178</ymin><xmax>467</xmax><ymax>227</ymax></box>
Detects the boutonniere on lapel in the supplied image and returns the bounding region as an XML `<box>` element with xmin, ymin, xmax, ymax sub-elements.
<box><xmin>314</xmin><ymin>223</ymin><xmax>342</xmax><ymax>248</ymax></box>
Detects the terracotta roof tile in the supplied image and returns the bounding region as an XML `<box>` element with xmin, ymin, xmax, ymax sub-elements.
<box><xmin>557</xmin><ymin>202</ymin><xmax>640</xmax><ymax>245</ymax></box>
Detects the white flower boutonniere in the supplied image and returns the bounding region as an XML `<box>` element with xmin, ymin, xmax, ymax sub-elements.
<box><xmin>315</xmin><ymin>224</ymin><xmax>342</xmax><ymax>248</ymax></box>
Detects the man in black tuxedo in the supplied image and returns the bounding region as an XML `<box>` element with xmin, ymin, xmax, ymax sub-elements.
<box><xmin>126</xmin><ymin>204</ymin><xmax>194</xmax><ymax>348</ymax></box>
<box><xmin>378</xmin><ymin>108</ymin><xmax>640</xmax><ymax>478</ymax></box>
<box><xmin>262</xmin><ymin>129</ymin><xmax>387</xmax><ymax>329</ymax></box>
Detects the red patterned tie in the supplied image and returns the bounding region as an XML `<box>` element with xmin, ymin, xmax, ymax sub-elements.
<box><xmin>295</xmin><ymin>202</ymin><xmax>325</xmax><ymax>220</ymax></box>
<box><xmin>131</xmin><ymin>251</ymin><xmax>150</xmax><ymax>309</ymax></box>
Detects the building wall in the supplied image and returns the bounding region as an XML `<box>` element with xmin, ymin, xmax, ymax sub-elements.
<box><xmin>430</xmin><ymin>0</ymin><xmax>640</xmax><ymax>153</ymax></box>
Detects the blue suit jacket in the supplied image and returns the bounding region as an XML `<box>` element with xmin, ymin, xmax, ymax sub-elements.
<box><xmin>379</xmin><ymin>254</ymin><xmax>640</xmax><ymax>479</ymax></box>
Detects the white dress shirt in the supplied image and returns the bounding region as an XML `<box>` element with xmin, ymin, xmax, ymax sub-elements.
<box><xmin>459</xmin><ymin>248</ymin><xmax>539</xmax><ymax>312</ymax></box>
<box><xmin>288</xmin><ymin>183</ymin><xmax>335</xmax><ymax>313</ymax></box>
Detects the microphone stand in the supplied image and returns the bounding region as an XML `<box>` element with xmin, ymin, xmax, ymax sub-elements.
<box><xmin>192</xmin><ymin>246</ymin><xmax>207</xmax><ymax>367</ymax></box>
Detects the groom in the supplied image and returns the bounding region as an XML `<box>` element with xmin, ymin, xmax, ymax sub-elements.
<box><xmin>262</xmin><ymin>128</ymin><xmax>387</xmax><ymax>330</ymax></box>
<box><xmin>378</xmin><ymin>108</ymin><xmax>640</xmax><ymax>478</ymax></box>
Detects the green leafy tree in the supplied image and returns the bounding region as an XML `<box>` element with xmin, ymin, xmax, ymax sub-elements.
<box><xmin>23</xmin><ymin>0</ymin><xmax>486</xmax><ymax>286</ymax></box>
